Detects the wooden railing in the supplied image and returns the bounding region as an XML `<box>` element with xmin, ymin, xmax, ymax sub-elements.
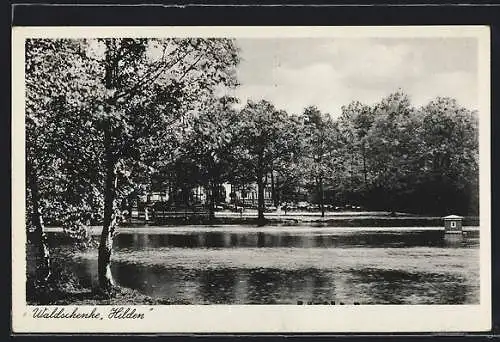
<box><xmin>130</xmin><ymin>206</ymin><xmax>210</xmax><ymax>222</ymax></box>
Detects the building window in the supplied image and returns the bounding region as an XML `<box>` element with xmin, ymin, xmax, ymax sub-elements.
<box><xmin>451</xmin><ymin>221</ymin><xmax>456</xmax><ymax>228</ymax></box>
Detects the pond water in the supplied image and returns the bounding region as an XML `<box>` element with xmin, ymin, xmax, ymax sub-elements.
<box><xmin>56</xmin><ymin>227</ymin><xmax>480</xmax><ymax>304</ymax></box>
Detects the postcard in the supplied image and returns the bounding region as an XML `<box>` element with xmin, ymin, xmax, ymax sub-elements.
<box><xmin>12</xmin><ymin>25</ymin><xmax>491</xmax><ymax>333</ymax></box>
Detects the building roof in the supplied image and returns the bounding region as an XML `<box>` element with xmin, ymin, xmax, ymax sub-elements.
<box><xmin>443</xmin><ymin>215</ymin><xmax>464</xmax><ymax>219</ymax></box>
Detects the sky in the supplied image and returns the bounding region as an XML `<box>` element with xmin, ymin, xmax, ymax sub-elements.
<box><xmin>229</xmin><ymin>38</ymin><xmax>478</xmax><ymax>117</ymax></box>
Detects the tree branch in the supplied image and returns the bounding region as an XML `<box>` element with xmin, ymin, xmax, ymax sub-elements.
<box><xmin>113</xmin><ymin>46</ymin><xmax>194</xmax><ymax>105</ymax></box>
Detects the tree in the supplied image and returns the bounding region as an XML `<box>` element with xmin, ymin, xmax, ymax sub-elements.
<box><xmin>332</xmin><ymin>92</ymin><xmax>479</xmax><ymax>216</ymax></box>
<box><xmin>25</xmin><ymin>39</ymin><xmax>104</xmax><ymax>285</ymax></box>
<box><xmin>176</xmin><ymin>96</ymin><xmax>241</xmax><ymax>219</ymax></box>
<box><xmin>94</xmin><ymin>38</ymin><xmax>240</xmax><ymax>292</ymax></box>
<box><xmin>337</xmin><ymin>101</ymin><xmax>375</xmax><ymax>203</ymax></box>
<box><xmin>364</xmin><ymin>90</ymin><xmax>417</xmax><ymax>213</ymax></box>
<box><xmin>26</xmin><ymin>38</ymin><xmax>240</xmax><ymax>293</ymax></box>
<box><xmin>414</xmin><ymin>97</ymin><xmax>479</xmax><ymax>215</ymax></box>
<box><xmin>234</xmin><ymin>100</ymin><xmax>301</xmax><ymax>224</ymax></box>
<box><xmin>300</xmin><ymin>106</ymin><xmax>341</xmax><ymax>217</ymax></box>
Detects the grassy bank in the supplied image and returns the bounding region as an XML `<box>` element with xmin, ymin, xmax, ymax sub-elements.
<box><xmin>26</xmin><ymin>245</ymin><xmax>189</xmax><ymax>305</ymax></box>
<box><xmin>44</xmin><ymin>211</ymin><xmax>479</xmax><ymax>230</ymax></box>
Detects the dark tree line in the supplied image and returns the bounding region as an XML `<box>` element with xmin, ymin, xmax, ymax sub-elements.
<box><xmin>177</xmin><ymin>92</ymin><xmax>479</xmax><ymax>219</ymax></box>
<box><xmin>334</xmin><ymin>92</ymin><xmax>478</xmax><ymax>216</ymax></box>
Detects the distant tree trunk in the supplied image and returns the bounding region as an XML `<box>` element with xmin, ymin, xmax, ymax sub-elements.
<box><xmin>270</xmin><ymin>170</ymin><xmax>278</xmax><ymax>207</ymax></box>
<box><xmin>255</xmin><ymin>148</ymin><xmax>267</xmax><ymax>225</ymax></box>
<box><xmin>98</xmin><ymin>121</ymin><xmax>118</xmax><ymax>293</ymax></box>
<box><xmin>27</xmin><ymin>158</ymin><xmax>51</xmax><ymax>283</ymax></box>
<box><xmin>208</xmin><ymin>181</ymin><xmax>216</xmax><ymax>220</ymax></box>
<box><xmin>127</xmin><ymin>195</ymin><xmax>134</xmax><ymax>220</ymax></box>
<box><xmin>351</xmin><ymin>153</ymin><xmax>355</xmax><ymax>191</ymax></box>
<box><xmin>361</xmin><ymin>142</ymin><xmax>367</xmax><ymax>189</ymax></box>
<box><xmin>256</xmin><ymin>155</ymin><xmax>266</xmax><ymax>225</ymax></box>
<box><xmin>275</xmin><ymin>177</ymin><xmax>282</xmax><ymax>206</ymax></box>
<box><xmin>231</xmin><ymin>184</ymin><xmax>238</xmax><ymax>211</ymax></box>
<box><xmin>257</xmin><ymin>174</ymin><xmax>265</xmax><ymax>224</ymax></box>
<box><xmin>319</xmin><ymin>177</ymin><xmax>325</xmax><ymax>218</ymax></box>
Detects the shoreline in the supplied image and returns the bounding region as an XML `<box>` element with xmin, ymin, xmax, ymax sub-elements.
<box><xmin>42</xmin><ymin>211</ymin><xmax>480</xmax><ymax>230</ymax></box>
<box><xmin>43</xmin><ymin>212</ymin><xmax>480</xmax><ymax>234</ymax></box>
<box><xmin>44</xmin><ymin>225</ymin><xmax>480</xmax><ymax>235</ymax></box>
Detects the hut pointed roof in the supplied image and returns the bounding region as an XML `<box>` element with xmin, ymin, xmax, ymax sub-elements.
<box><xmin>443</xmin><ymin>215</ymin><xmax>464</xmax><ymax>219</ymax></box>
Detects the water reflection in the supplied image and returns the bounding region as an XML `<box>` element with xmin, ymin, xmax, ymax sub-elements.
<box><xmin>55</xmin><ymin>229</ymin><xmax>479</xmax><ymax>305</ymax></box>
<box><xmin>198</xmin><ymin>268</ymin><xmax>238</xmax><ymax>304</ymax></box>
<box><xmin>68</xmin><ymin>257</ymin><xmax>478</xmax><ymax>304</ymax></box>
<box><xmin>348</xmin><ymin>268</ymin><xmax>475</xmax><ymax>304</ymax></box>
<box><xmin>111</xmin><ymin>230</ymin><xmax>476</xmax><ymax>249</ymax></box>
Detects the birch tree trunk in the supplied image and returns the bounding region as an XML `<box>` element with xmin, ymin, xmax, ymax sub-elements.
<box><xmin>27</xmin><ymin>159</ymin><xmax>51</xmax><ymax>283</ymax></box>
<box><xmin>98</xmin><ymin>121</ymin><xmax>118</xmax><ymax>292</ymax></box>
<box><xmin>98</xmin><ymin>39</ymin><xmax>119</xmax><ymax>293</ymax></box>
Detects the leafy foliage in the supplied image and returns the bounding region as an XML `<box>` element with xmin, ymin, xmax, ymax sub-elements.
<box><xmin>230</xmin><ymin>100</ymin><xmax>303</xmax><ymax>219</ymax></box>
<box><xmin>25</xmin><ymin>38</ymin><xmax>241</xmax><ymax>289</ymax></box>
<box><xmin>26</xmin><ymin>39</ymin><xmax>104</xmax><ymax>240</ymax></box>
<box><xmin>333</xmin><ymin>91</ymin><xmax>479</xmax><ymax>215</ymax></box>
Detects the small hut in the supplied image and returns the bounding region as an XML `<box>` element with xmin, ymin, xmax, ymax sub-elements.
<box><xmin>443</xmin><ymin>215</ymin><xmax>463</xmax><ymax>233</ymax></box>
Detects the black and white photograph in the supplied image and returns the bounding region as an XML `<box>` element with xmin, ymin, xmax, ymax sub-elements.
<box><xmin>12</xmin><ymin>26</ymin><xmax>491</xmax><ymax>333</ymax></box>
